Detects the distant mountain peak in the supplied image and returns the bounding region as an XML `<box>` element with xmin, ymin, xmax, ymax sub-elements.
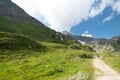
<box><xmin>62</xmin><ymin>31</ymin><xmax>71</xmax><ymax>35</ymax></box>
<box><xmin>0</xmin><ymin>0</ymin><xmax>42</xmax><ymax>25</ymax></box>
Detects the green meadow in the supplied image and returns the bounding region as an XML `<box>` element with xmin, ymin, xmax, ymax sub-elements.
<box><xmin>0</xmin><ymin>32</ymin><xmax>94</xmax><ymax>80</ymax></box>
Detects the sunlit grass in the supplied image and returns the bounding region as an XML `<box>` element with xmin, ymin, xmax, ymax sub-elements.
<box><xmin>0</xmin><ymin>42</ymin><xmax>94</xmax><ymax>80</ymax></box>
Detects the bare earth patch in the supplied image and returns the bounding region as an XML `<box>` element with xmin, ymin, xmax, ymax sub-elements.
<box><xmin>93</xmin><ymin>57</ymin><xmax>120</xmax><ymax>80</ymax></box>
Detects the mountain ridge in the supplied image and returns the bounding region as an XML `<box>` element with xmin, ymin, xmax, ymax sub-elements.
<box><xmin>0</xmin><ymin>0</ymin><xmax>41</xmax><ymax>25</ymax></box>
<box><xmin>0</xmin><ymin>0</ymin><xmax>74</xmax><ymax>43</ymax></box>
<box><xmin>62</xmin><ymin>31</ymin><xmax>120</xmax><ymax>52</ymax></box>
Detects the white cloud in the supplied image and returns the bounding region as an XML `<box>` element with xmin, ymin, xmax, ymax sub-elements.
<box><xmin>81</xmin><ymin>31</ymin><xmax>93</xmax><ymax>37</ymax></box>
<box><xmin>34</xmin><ymin>0</ymin><xmax>95</xmax><ymax>31</ymax></box>
<box><xmin>89</xmin><ymin>0</ymin><xmax>107</xmax><ymax>17</ymax></box>
<box><xmin>11</xmin><ymin>0</ymin><xmax>120</xmax><ymax>32</ymax></box>
<box><xmin>11</xmin><ymin>0</ymin><xmax>95</xmax><ymax>32</ymax></box>
<box><xmin>81</xmin><ymin>34</ymin><xmax>93</xmax><ymax>37</ymax></box>
<box><xmin>102</xmin><ymin>15</ymin><xmax>113</xmax><ymax>23</ymax></box>
<box><xmin>112</xmin><ymin>1</ymin><xmax>120</xmax><ymax>14</ymax></box>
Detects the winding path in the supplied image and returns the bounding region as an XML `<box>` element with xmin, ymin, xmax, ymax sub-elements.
<box><xmin>93</xmin><ymin>57</ymin><xmax>120</xmax><ymax>80</ymax></box>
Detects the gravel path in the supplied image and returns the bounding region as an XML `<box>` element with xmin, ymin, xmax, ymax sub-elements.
<box><xmin>93</xmin><ymin>57</ymin><xmax>120</xmax><ymax>80</ymax></box>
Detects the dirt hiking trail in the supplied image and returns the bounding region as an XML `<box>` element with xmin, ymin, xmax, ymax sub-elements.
<box><xmin>93</xmin><ymin>57</ymin><xmax>120</xmax><ymax>80</ymax></box>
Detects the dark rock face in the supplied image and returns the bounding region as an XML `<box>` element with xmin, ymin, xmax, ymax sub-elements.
<box><xmin>0</xmin><ymin>0</ymin><xmax>41</xmax><ymax>25</ymax></box>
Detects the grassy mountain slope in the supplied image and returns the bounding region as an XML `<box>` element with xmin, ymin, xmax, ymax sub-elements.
<box><xmin>0</xmin><ymin>32</ymin><xmax>46</xmax><ymax>51</ymax></box>
<box><xmin>0</xmin><ymin>15</ymin><xmax>54</xmax><ymax>41</ymax></box>
<box><xmin>0</xmin><ymin>15</ymin><xmax>74</xmax><ymax>43</ymax></box>
<box><xmin>0</xmin><ymin>0</ymin><xmax>95</xmax><ymax>80</ymax></box>
<box><xmin>0</xmin><ymin>0</ymin><xmax>73</xmax><ymax>42</ymax></box>
<box><xmin>0</xmin><ymin>32</ymin><xmax>94</xmax><ymax>80</ymax></box>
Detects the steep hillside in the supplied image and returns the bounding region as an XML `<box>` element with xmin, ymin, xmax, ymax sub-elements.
<box><xmin>107</xmin><ymin>37</ymin><xmax>120</xmax><ymax>52</ymax></box>
<box><xmin>93</xmin><ymin>36</ymin><xmax>120</xmax><ymax>52</ymax></box>
<box><xmin>0</xmin><ymin>0</ymin><xmax>41</xmax><ymax>24</ymax></box>
<box><xmin>0</xmin><ymin>0</ymin><xmax>73</xmax><ymax>42</ymax></box>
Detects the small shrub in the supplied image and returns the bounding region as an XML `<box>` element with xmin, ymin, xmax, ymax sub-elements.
<box><xmin>69</xmin><ymin>44</ymin><xmax>81</xmax><ymax>49</ymax></box>
<box><xmin>78</xmin><ymin>53</ymin><xmax>94</xmax><ymax>58</ymax></box>
<box><xmin>34</xmin><ymin>62</ymin><xmax>42</xmax><ymax>67</ymax></box>
<box><xmin>46</xmin><ymin>69</ymin><xmax>56</xmax><ymax>76</ymax></box>
<box><xmin>0</xmin><ymin>55</ymin><xmax>5</xmax><ymax>60</ymax></box>
<box><xmin>55</xmin><ymin>67</ymin><xmax>63</xmax><ymax>73</ymax></box>
<box><xmin>46</xmin><ymin>67</ymin><xmax>64</xmax><ymax>76</ymax></box>
<box><xmin>23</xmin><ymin>59</ymin><xmax>30</xmax><ymax>63</ymax></box>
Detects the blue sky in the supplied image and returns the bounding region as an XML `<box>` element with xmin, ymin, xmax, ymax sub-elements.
<box><xmin>12</xmin><ymin>0</ymin><xmax>120</xmax><ymax>38</ymax></box>
<box><xmin>71</xmin><ymin>6</ymin><xmax>120</xmax><ymax>38</ymax></box>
